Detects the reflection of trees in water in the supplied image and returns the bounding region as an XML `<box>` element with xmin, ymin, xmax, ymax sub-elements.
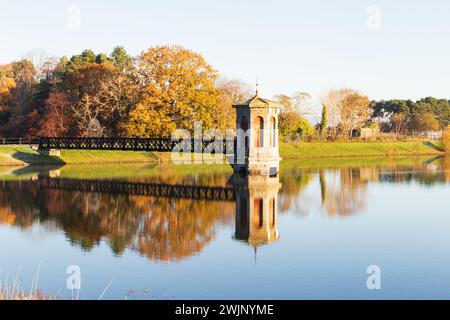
<box><xmin>378</xmin><ymin>171</ymin><xmax>446</xmax><ymax>185</ymax></box>
<box><xmin>378</xmin><ymin>161</ymin><xmax>448</xmax><ymax>185</ymax></box>
<box><xmin>0</xmin><ymin>183</ymin><xmax>234</xmax><ymax>262</ymax></box>
<box><xmin>279</xmin><ymin>158</ymin><xmax>448</xmax><ymax>217</ymax></box>
<box><xmin>131</xmin><ymin>196</ymin><xmax>233</xmax><ymax>261</ymax></box>
<box><xmin>1</xmin><ymin>158</ymin><xmax>448</xmax><ymax>260</ymax></box>
<box><xmin>322</xmin><ymin>168</ymin><xmax>368</xmax><ymax>216</ymax></box>
<box><xmin>278</xmin><ymin>169</ymin><xmax>313</xmax><ymax>215</ymax></box>
<box><xmin>0</xmin><ymin>184</ymin><xmax>39</xmax><ymax>228</ymax></box>
<box><xmin>318</xmin><ymin>161</ymin><xmax>447</xmax><ymax>216</ymax></box>
<box><xmin>0</xmin><ymin>207</ymin><xmax>16</xmax><ymax>225</ymax></box>
<box><xmin>279</xmin><ymin>167</ymin><xmax>368</xmax><ymax>217</ymax></box>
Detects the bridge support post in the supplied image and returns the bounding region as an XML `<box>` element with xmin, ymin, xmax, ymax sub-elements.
<box><xmin>233</xmin><ymin>93</ymin><xmax>281</xmax><ymax>176</ymax></box>
<box><xmin>46</xmin><ymin>149</ymin><xmax>61</xmax><ymax>156</ymax></box>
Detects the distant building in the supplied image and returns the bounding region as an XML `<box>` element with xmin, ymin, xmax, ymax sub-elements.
<box><xmin>352</xmin><ymin>127</ymin><xmax>380</xmax><ymax>139</ymax></box>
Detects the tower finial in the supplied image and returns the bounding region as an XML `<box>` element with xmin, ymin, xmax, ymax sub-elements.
<box><xmin>255</xmin><ymin>77</ymin><xmax>259</xmax><ymax>96</ymax></box>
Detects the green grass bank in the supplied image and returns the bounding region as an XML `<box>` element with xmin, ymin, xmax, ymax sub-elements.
<box><xmin>279</xmin><ymin>140</ymin><xmax>443</xmax><ymax>158</ymax></box>
<box><xmin>0</xmin><ymin>146</ymin><xmax>160</xmax><ymax>166</ymax></box>
<box><xmin>0</xmin><ymin>140</ymin><xmax>444</xmax><ymax>166</ymax></box>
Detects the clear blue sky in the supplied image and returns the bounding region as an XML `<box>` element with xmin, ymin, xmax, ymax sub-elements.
<box><xmin>1</xmin><ymin>0</ymin><xmax>450</xmax><ymax>101</ymax></box>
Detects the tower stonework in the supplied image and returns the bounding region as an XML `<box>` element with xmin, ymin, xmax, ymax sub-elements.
<box><xmin>233</xmin><ymin>93</ymin><xmax>281</xmax><ymax>175</ymax></box>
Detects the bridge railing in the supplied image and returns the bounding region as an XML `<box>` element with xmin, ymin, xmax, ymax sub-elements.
<box><xmin>38</xmin><ymin>137</ymin><xmax>237</xmax><ymax>154</ymax></box>
<box><xmin>1</xmin><ymin>137</ymin><xmax>40</xmax><ymax>145</ymax></box>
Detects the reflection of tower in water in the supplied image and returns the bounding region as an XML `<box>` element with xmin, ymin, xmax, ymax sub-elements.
<box><xmin>232</xmin><ymin>173</ymin><xmax>281</xmax><ymax>249</ymax></box>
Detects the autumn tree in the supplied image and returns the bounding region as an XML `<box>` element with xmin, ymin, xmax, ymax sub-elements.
<box><xmin>273</xmin><ymin>94</ymin><xmax>295</xmax><ymax>113</ymax></box>
<box><xmin>34</xmin><ymin>47</ymin><xmax>137</xmax><ymax>136</ymax></box>
<box><xmin>292</xmin><ymin>91</ymin><xmax>313</xmax><ymax>116</ymax></box>
<box><xmin>97</xmin><ymin>72</ymin><xmax>141</xmax><ymax>135</ymax></box>
<box><xmin>62</xmin><ymin>63</ymin><xmax>117</xmax><ymax>135</ymax></box>
<box><xmin>38</xmin><ymin>92</ymin><xmax>72</xmax><ymax>136</ymax></box>
<box><xmin>413</xmin><ymin>97</ymin><xmax>449</xmax><ymax>129</ymax></box>
<box><xmin>124</xmin><ymin>45</ymin><xmax>221</xmax><ymax>137</ymax></box>
<box><xmin>0</xmin><ymin>60</ymin><xmax>37</xmax><ymax>137</ymax></box>
<box><xmin>413</xmin><ymin>112</ymin><xmax>440</xmax><ymax>132</ymax></box>
<box><xmin>339</xmin><ymin>91</ymin><xmax>371</xmax><ymax>138</ymax></box>
<box><xmin>0</xmin><ymin>48</ymin><xmax>130</xmax><ymax>137</ymax></box>
<box><xmin>323</xmin><ymin>88</ymin><xmax>356</xmax><ymax>135</ymax></box>
<box><xmin>274</xmin><ymin>92</ymin><xmax>312</xmax><ymax>115</ymax></box>
<box><xmin>390</xmin><ymin>112</ymin><xmax>408</xmax><ymax>135</ymax></box>
<box><xmin>23</xmin><ymin>49</ymin><xmax>58</xmax><ymax>80</ymax></box>
<box><xmin>0</xmin><ymin>64</ymin><xmax>16</xmax><ymax>111</ymax></box>
<box><xmin>33</xmin><ymin>57</ymin><xmax>73</xmax><ymax>136</ymax></box>
<box><xmin>215</xmin><ymin>77</ymin><xmax>252</xmax><ymax>132</ymax></box>
<box><xmin>279</xmin><ymin>111</ymin><xmax>314</xmax><ymax>141</ymax></box>
<box><xmin>274</xmin><ymin>92</ymin><xmax>315</xmax><ymax>141</ymax></box>
<box><xmin>0</xmin><ymin>57</ymin><xmax>65</xmax><ymax>137</ymax></box>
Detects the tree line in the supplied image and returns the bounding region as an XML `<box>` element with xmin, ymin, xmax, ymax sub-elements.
<box><xmin>1</xmin><ymin>45</ymin><xmax>449</xmax><ymax>140</ymax></box>
<box><xmin>371</xmin><ymin>97</ymin><xmax>450</xmax><ymax>134</ymax></box>
<box><xmin>0</xmin><ymin>45</ymin><xmax>252</xmax><ymax>138</ymax></box>
<box><xmin>275</xmin><ymin>89</ymin><xmax>450</xmax><ymax>141</ymax></box>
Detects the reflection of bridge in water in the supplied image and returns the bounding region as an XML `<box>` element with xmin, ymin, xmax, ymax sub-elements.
<box><xmin>0</xmin><ymin>172</ymin><xmax>282</xmax><ymax>261</ymax></box>
<box><xmin>37</xmin><ymin>177</ymin><xmax>236</xmax><ymax>202</ymax></box>
<box><xmin>35</xmin><ymin>174</ymin><xmax>282</xmax><ymax>249</ymax></box>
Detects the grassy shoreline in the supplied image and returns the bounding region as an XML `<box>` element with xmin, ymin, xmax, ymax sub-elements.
<box><xmin>0</xmin><ymin>146</ymin><xmax>160</xmax><ymax>166</ymax></box>
<box><xmin>0</xmin><ymin>140</ymin><xmax>444</xmax><ymax>166</ymax></box>
<box><xmin>279</xmin><ymin>140</ymin><xmax>443</xmax><ymax>158</ymax></box>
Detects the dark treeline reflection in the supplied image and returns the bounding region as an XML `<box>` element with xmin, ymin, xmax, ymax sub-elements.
<box><xmin>0</xmin><ymin>157</ymin><xmax>448</xmax><ymax>262</ymax></box>
<box><xmin>0</xmin><ymin>183</ymin><xmax>234</xmax><ymax>260</ymax></box>
<box><xmin>279</xmin><ymin>157</ymin><xmax>449</xmax><ymax>217</ymax></box>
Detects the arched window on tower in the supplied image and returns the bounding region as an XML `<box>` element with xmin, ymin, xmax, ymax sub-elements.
<box><xmin>256</xmin><ymin>116</ymin><xmax>264</xmax><ymax>148</ymax></box>
<box><xmin>270</xmin><ymin>116</ymin><xmax>276</xmax><ymax>147</ymax></box>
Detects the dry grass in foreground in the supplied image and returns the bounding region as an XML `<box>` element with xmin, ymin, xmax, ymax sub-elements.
<box><xmin>0</xmin><ymin>284</ymin><xmax>53</xmax><ymax>300</ymax></box>
<box><xmin>0</xmin><ymin>291</ymin><xmax>51</xmax><ymax>300</ymax></box>
<box><xmin>0</xmin><ymin>265</ymin><xmax>54</xmax><ymax>300</ymax></box>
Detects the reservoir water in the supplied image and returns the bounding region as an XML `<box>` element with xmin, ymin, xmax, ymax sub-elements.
<box><xmin>0</xmin><ymin>156</ymin><xmax>449</xmax><ymax>299</ymax></box>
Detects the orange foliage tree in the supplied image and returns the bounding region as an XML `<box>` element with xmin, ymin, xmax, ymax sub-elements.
<box><xmin>124</xmin><ymin>45</ymin><xmax>221</xmax><ymax>137</ymax></box>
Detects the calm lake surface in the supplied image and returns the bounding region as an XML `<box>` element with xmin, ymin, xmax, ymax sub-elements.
<box><xmin>1</xmin><ymin>156</ymin><xmax>450</xmax><ymax>299</ymax></box>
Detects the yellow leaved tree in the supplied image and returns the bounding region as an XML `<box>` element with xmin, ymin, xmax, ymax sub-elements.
<box><xmin>0</xmin><ymin>64</ymin><xmax>16</xmax><ymax>111</ymax></box>
<box><xmin>124</xmin><ymin>45</ymin><xmax>221</xmax><ymax>137</ymax></box>
<box><xmin>0</xmin><ymin>76</ymin><xmax>16</xmax><ymax>95</ymax></box>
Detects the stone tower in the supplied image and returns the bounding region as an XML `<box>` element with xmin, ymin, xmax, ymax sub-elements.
<box><xmin>233</xmin><ymin>90</ymin><xmax>281</xmax><ymax>175</ymax></box>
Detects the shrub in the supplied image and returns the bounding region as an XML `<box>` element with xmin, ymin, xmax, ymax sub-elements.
<box><xmin>414</xmin><ymin>112</ymin><xmax>440</xmax><ymax>132</ymax></box>
<box><xmin>279</xmin><ymin>112</ymin><xmax>315</xmax><ymax>141</ymax></box>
